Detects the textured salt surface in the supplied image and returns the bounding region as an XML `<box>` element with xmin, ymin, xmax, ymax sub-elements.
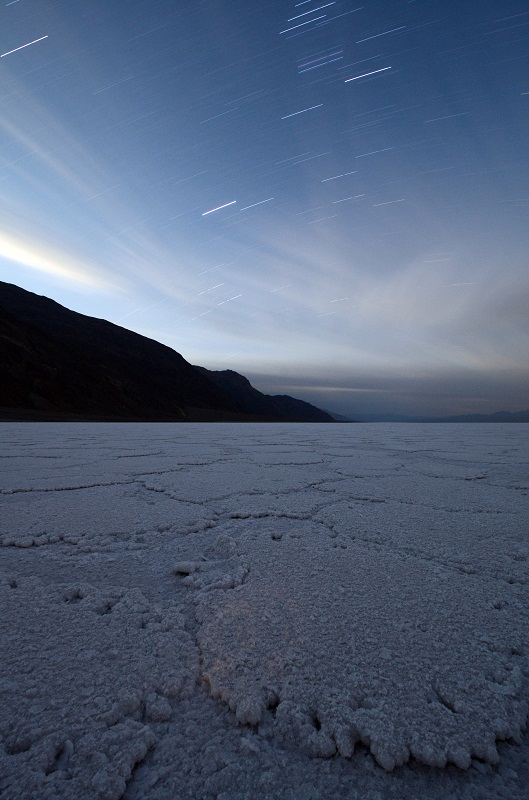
<box><xmin>0</xmin><ymin>423</ymin><xmax>528</xmax><ymax>799</ymax></box>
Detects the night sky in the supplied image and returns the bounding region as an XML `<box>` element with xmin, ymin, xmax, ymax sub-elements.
<box><xmin>2</xmin><ymin>0</ymin><xmax>528</xmax><ymax>417</ymax></box>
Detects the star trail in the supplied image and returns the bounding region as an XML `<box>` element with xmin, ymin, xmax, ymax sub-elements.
<box><xmin>1</xmin><ymin>0</ymin><xmax>528</xmax><ymax>416</ymax></box>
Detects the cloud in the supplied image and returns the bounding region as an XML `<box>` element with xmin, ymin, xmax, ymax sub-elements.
<box><xmin>0</xmin><ymin>76</ymin><xmax>194</xmax><ymax>299</ymax></box>
<box><xmin>247</xmin><ymin>366</ymin><xmax>529</xmax><ymax>417</ymax></box>
<box><xmin>0</xmin><ymin>229</ymin><xmax>114</xmax><ymax>289</ymax></box>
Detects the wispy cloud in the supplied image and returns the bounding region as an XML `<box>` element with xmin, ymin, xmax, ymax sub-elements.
<box><xmin>0</xmin><ymin>229</ymin><xmax>114</xmax><ymax>288</ymax></box>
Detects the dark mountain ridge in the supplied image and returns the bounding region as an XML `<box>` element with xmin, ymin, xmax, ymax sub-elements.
<box><xmin>194</xmin><ymin>367</ymin><xmax>332</xmax><ymax>422</ymax></box>
<box><xmin>0</xmin><ymin>281</ymin><xmax>332</xmax><ymax>422</ymax></box>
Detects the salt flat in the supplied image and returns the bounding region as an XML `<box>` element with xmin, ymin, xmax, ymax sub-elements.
<box><xmin>0</xmin><ymin>422</ymin><xmax>528</xmax><ymax>800</ymax></box>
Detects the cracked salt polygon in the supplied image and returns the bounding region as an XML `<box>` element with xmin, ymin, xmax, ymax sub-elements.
<box><xmin>1</xmin><ymin>422</ymin><xmax>528</xmax><ymax>799</ymax></box>
<box><xmin>194</xmin><ymin>517</ymin><xmax>528</xmax><ymax>771</ymax></box>
<box><xmin>0</xmin><ymin>573</ymin><xmax>198</xmax><ymax>799</ymax></box>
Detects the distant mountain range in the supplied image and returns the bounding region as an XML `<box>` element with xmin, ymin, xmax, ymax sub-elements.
<box><xmin>0</xmin><ymin>281</ymin><xmax>332</xmax><ymax>423</ymax></box>
<box><xmin>346</xmin><ymin>411</ymin><xmax>529</xmax><ymax>423</ymax></box>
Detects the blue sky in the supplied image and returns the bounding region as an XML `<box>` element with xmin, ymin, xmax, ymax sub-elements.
<box><xmin>1</xmin><ymin>0</ymin><xmax>528</xmax><ymax>416</ymax></box>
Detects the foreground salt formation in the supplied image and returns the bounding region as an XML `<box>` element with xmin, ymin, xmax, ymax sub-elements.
<box><xmin>0</xmin><ymin>423</ymin><xmax>528</xmax><ymax>799</ymax></box>
<box><xmin>192</xmin><ymin>522</ymin><xmax>526</xmax><ymax>770</ymax></box>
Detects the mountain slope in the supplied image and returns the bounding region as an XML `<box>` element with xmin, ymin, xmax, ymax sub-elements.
<box><xmin>195</xmin><ymin>367</ymin><xmax>333</xmax><ymax>422</ymax></box>
<box><xmin>0</xmin><ymin>282</ymin><xmax>332</xmax><ymax>422</ymax></box>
